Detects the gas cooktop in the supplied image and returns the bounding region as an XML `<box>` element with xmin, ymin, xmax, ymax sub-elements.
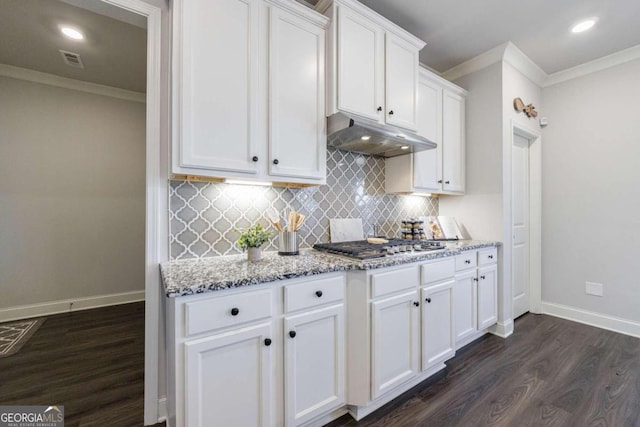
<box><xmin>313</xmin><ymin>238</ymin><xmax>445</xmax><ymax>260</ymax></box>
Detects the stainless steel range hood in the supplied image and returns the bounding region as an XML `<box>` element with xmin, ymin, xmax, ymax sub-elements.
<box><xmin>327</xmin><ymin>112</ymin><xmax>436</xmax><ymax>157</ymax></box>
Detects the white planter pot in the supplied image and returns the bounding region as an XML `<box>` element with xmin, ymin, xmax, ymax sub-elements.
<box><xmin>247</xmin><ymin>247</ymin><xmax>262</xmax><ymax>262</ymax></box>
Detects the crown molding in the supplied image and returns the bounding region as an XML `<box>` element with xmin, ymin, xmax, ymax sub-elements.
<box><xmin>441</xmin><ymin>42</ymin><xmax>508</xmax><ymax>82</ymax></box>
<box><xmin>503</xmin><ymin>42</ymin><xmax>548</xmax><ymax>86</ymax></box>
<box><xmin>0</xmin><ymin>63</ymin><xmax>146</xmax><ymax>103</ymax></box>
<box><xmin>544</xmin><ymin>43</ymin><xmax>640</xmax><ymax>87</ymax></box>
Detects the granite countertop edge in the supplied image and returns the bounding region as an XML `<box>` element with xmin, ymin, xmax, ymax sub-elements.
<box><xmin>161</xmin><ymin>240</ymin><xmax>500</xmax><ymax>298</ymax></box>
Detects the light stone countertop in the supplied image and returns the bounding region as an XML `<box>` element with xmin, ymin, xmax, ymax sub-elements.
<box><xmin>160</xmin><ymin>240</ymin><xmax>500</xmax><ymax>297</ymax></box>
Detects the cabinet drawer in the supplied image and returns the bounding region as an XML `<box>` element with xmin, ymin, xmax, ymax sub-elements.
<box><xmin>421</xmin><ymin>258</ymin><xmax>455</xmax><ymax>285</ymax></box>
<box><xmin>284</xmin><ymin>275</ymin><xmax>345</xmax><ymax>313</ymax></box>
<box><xmin>478</xmin><ymin>247</ymin><xmax>498</xmax><ymax>266</ymax></box>
<box><xmin>185</xmin><ymin>289</ymin><xmax>272</xmax><ymax>337</ymax></box>
<box><xmin>371</xmin><ymin>266</ymin><xmax>420</xmax><ymax>298</ymax></box>
<box><xmin>455</xmin><ymin>252</ymin><xmax>477</xmax><ymax>271</ymax></box>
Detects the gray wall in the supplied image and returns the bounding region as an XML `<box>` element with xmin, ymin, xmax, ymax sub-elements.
<box><xmin>0</xmin><ymin>75</ymin><xmax>146</xmax><ymax>309</ymax></box>
<box><xmin>542</xmin><ymin>58</ymin><xmax>640</xmax><ymax>323</ymax></box>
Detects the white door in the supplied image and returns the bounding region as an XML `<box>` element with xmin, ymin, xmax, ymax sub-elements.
<box><xmin>477</xmin><ymin>265</ymin><xmax>498</xmax><ymax>329</ymax></box>
<box><xmin>453</xmin><ymin>270</ymin><xmax>477</xmax><ymax>344</ymax></box>
<box><xmin>442</xmin><ymin>90</ymin><xmax>465</xmax><ymax>193</ymax></box>
<box><xmin>177</xmin><ymin>0</ymin><xmax>260</xmax><ymax>174</ymax></box>
<box><xmin>184</xmin><ymin>322</ymin><xmax>272</xmax><ymax>427</ymax></box>
<box><xmin>421</xmin><ymin>280</ymin><xmax>455</xmax><ymax>370</ymax></box>
<box><xmin>413</xmin><ymin>78</ymin><xmax>442</xmax><ymax>191</ymax></box>
<box><xmin>284</xmin><ymin>305</ymin><xmax>345</xmax><ymax>426</ymax></box>
<box><xmin>336</xmin><ymin>5</ymin><xmax>384</xmax><ymax>121</ymax></box>
<box><xmin>268</xmin><ymin>6</ymin><xmax>325</xmax><ymax>180</ymax></box>
<box><xmin>512</xmin><ymin>133</ymin><xmax>530</xmax><ymax>318</ymax></box>
<box><xmin>385</xmin><ymin>33</ymin><xmax>418</xmax><ymax>131</ymax></box>
<box><xmin>371</xmin><ymin>290</ymin><xmax>420</xmax><ymax>399</ymax></box>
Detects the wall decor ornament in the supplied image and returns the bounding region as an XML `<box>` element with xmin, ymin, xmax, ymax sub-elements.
<box><xmin>513</xmin><ymin>97</ymin><xmax>538</xmax><ymax>118</ymax></box>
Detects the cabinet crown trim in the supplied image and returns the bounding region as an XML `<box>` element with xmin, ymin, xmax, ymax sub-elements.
<box><xmin>419</xmin><ymin>66</ymin><xmax>468</xmax><ymax>96</ymax></box>
<box><xmin>266</xmin><ymin>0</ymin><xmax>330</xmax><ymax>28</ymax></box>
<box><xmin>317</xmin><ymin>0</ymin><xmax>425</xmax><ymax>49</ymax></box>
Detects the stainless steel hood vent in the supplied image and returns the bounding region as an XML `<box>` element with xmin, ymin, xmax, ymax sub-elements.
<box><xmin>327</xmin><ymin>112</ymin><xmax>436</xmax><ymax>158</ymax></box>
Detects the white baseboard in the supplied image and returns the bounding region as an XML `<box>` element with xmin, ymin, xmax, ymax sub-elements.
<box><xmin>157</xmin><ymin>397</ymin><xmax>167</xmax><ymax>423</ymax></box>
<box><xmin>0</xmin><ymin>290</ymin><xmax>145</xmax><ymax>322</ymax></box>
<box><xmin>489</xmin><ymin>319</ymin><xmax>514</xmax><ymax>338</ymax></box>
<box><xmin>542</xmin><ymin>301</ymin><xmax>640</xmax><ymax>338</ymax></box>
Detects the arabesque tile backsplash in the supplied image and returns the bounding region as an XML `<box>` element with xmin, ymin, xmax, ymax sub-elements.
<box><xmin>170</xmin><ymin>148</ymin><xmax>438</xmax><ymax>259</ymax></box>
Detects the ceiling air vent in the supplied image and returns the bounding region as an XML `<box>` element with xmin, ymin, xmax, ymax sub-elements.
<box><xmin>59</xmin><ymin>50</ymin><xmax>84</xmax><ymax>69</ymax></box>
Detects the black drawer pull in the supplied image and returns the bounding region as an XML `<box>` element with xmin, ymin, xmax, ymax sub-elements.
<box><xmin>413</xmin><ymin>301</ymin><xmax>420</xmax><ymax>307</ymax></box>
<box><xmin>230</xmin><ymin>307</ymin><xmax>239</xmax><ymax>316</ymax></box>
<box><xmin>481</xmin><ymin>275</ymin><xmax>486</xmax><ymax>280</ymax></box>
<box><xmin>315</xmin><ymin>290</ymin><xmax>323</xmax><ymax>298</ymax></box>
<box><xmin>252</xmin><ymin>156</ymin><xmax>258</xmax><ymax>162</ymax></box>
<box><xmin>289</xmin><ymin>330</ymin><xmax>296</xmax><ymax>338</ymax></box>
<box><xmin>264</xmin><ymin>338</ymin><xmax>272</xmax><ymax>346</ymax></box>
<box><xmin>488</xmin><ymin>255</ymin><xmax>494</xmax><ymax>259</ymax></box>
<box><xmin>425</xmin><ymin>298</ymin><xmax>432</xmax><ymax>303</ymax></box>
<box><xmin>465</xmin><ymin>260</ymin><xmax>471</xmax><ymax>264</ymax></box>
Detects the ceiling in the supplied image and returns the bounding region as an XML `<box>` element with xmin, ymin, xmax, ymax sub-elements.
<box><xmin>355</xmin><ymin>0</ymin><xmax>640</xmax><ymax>74</ymax></box>
<box><xmin>0</xmin><ymin>0</ymin><xmax>146</xmax><ymax>92</ymax></box>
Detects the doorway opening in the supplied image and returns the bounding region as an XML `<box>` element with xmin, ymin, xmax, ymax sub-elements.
<box><xmin>511</xmin><ymin>123</ymin><xmax>542</xmax><ymax>319</ymax></box>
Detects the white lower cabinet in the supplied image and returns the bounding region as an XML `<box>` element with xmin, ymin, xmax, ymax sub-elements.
<box><xmin>477</xmin><ymin>264</ymin><xmax>498</xmax><ymax>329</ymax></box>
<box><xmin>184</xmin><ymin>322</ymin><xmax>273</xmax><ymax>427</ymax></box>
<box><xmin>453</xmin><ymin>269</ymin><xmax>478</xmax><ymax>344</ymax></box>
<box><xmin>284</xmin><ymin>304</ymin><xmax>345</xmax><ymax>426</ymax></box>
<box><xmin>421</xmin><ymin>280</ymin><xmax>455</xmax><ymax>371</ymax></box>
<box><xmin>371</xmin><ymin>290</ymin><xmax>420</xmax><ymax>399</ymax></box>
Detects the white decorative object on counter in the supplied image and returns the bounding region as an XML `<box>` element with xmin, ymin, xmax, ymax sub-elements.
<box><xmin>248</xmin><ymin>247</ymin><xmax>262</xmax><ymax>262</ymax></box>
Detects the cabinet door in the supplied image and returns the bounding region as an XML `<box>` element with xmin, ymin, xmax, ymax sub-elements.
<box><xmin>175</xmin><ymin>0</ymin><xmax>260</xmax><ymax>174</ymax></box>
<box><xmin>185</xmin><ymin>322</ymin><xmax>272</xmax><ymax>427</ymax></box>
<box><xmin>477</xmin><ymin>264</ymin><xmax>498</xmax><ymax>329</ymax></box>
<box><xmin>269</xmin><ymin>6</ymin><xmax>326</xmax><ymax>180</ymax></box>
<box><xmin>385</xmin><ymin>33</ymin><xmax>419</xmax><ymax>131</ymax></box>
<box><xmin>284</xmin><ymin>305</ymin><xmax>345</xmax><ymax>426</ymax></box>
<box><xmin>371</xmin><ymin>290</ymin><xmax>420</xmax><ymax>399</ymax></box>
<box><xmin>421</xmin><ymin>280</ymin><xmax>455</xmax><ymax>370</ymax></box>
<box><xmin>442</xmin><ymin>90</ymin><xmax>465</xmax><ymax>192</ymax></box>
<box><xmin>453</xmin><ymin>270</ymin><xmax>477</xmax><ymax>344</ymax></box>
<box><xmin>413</xmin><ymin>78</ymin><xmax>443</xmax><ymax>191</ymax></box>
<box><xmin>336</xmin><ymin>5</ymin><xmax>384</xmax><ymax>121</ymax></box>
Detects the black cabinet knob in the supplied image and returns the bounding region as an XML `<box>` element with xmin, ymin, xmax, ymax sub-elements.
<box><xmin>425</xmin><ymin>298</ymin><xmax>432</xmax><ymax>303</ymax></box>
<box><xmin>315</xmin><ymin>290</ymin><xmax>323</xmax><ymax>298</ymax></box>
<box><xmin>252</xmin><ymin>156</ymin><xmax>259</xmax><ymax>162</ymax></box>
<box><xmin>445</xmin><ymin>180</ymin><xmax>451</xmax><ymax>184</ymax></box>
<box><xmin>388</xmin><ymin>110</ymin><xmax>394</xmax><ymax>115</ymax></box>
<box><xmin>473</xmin><ymin>277</ymin><xmax>479</xmax><ymax>282</ymax></box>
<box><xmin>481</xmin><ymin>275</ymin><xmax>486</xmax><ymax>280</ymax></box>
<box><xmin>488</xmin><ymin>255</ymin><xmax>494</xmax><ymax>259</ymax></box>
<box><xmin>413</xmin><ymin>301</ymin><xmax>420</xmax><ymax>307</ymax></box>
<box><xmin>273</xmin><ymin>159</ymin><xmax>279</xmax><ymax>165</ymax></box>
<box><xmin>377</xmin><ymin>106</ymin><xmax>382</xmax><ymax>112</ymax></box>
<box><xmin>230</xmin><ymin>307</ymin><xmax>239</xmax><ymax>316</ymax></box>
<box><xmin>264</xmin><ymin>338</ymin><xmax>272</xmax><ymax>346</ymax></box>
<box><xmin>289</xmin><ymin>330</ymin><xmax>296</xmax><ymax>338</ymax></box>
<box><xmin>437</xmin><ymin>179</ymin><xmax>443</xmax><ymax>184</ymax></box>
<box><xmin>465</xmin><ymin>260</ymin><xmax>471</xmax><ymax>264</ymax></box>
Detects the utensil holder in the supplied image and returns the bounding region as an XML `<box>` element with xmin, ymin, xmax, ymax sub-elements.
<box><xmin>278</xmin><ymin>231</ymin><xmax>299</xmax><ymax>255</ymax></box>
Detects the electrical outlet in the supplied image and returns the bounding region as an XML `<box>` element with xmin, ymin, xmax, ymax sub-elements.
<box><xmin>585</xmin><ymin>281</ymin><xmax>603</xmax><ymax>297</ymax></box>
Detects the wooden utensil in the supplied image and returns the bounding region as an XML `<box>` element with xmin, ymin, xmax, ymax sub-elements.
<box><xmin>294</xmin><ymin>213</ymin><xmax>306</xmax><ymax>231</ymax></box>
<box><xmin>266</xmin><ymin>208</ymin><xmax>283</xmax><ymax>232</ymax></box>
<box><xmin>288</xmin><ymin>211</ymin><xmax>296</xmax><ymax>232</ymax></box>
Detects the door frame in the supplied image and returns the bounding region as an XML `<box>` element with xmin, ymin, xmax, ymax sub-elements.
<box><xmin>510</xmin><ymin>121</ymin><xmax>541</xmax><ymax>316</ymax></box>
<box><xmin>98</xmin><ymin>0</ymin><xmax>166</xmax><ymax>424</ymax></box>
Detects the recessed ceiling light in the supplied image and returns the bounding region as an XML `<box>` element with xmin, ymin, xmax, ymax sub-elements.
<box><xmin>571</xmin><ymin>19</ymin><xmax>596</xmax><ymax>33</ymax></box>
<box><xmin>61</xmin><ymin>26</ymin><xmax>84</xmax><ymax>40</ymax></box>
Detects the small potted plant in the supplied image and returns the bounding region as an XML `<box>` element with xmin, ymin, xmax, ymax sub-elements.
<box><xmin>236</xmin><ymin>224</ymin><xmax>274</xmax><ymax>262</ymax></box>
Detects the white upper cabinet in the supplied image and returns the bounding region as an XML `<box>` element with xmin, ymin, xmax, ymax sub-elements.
<box><xmin>385</xmin><ymin>34</ymin><xmax>419</xmax><ymax>130</ymax></box>
<box><xmin>385</xmin><ymin>68</ymin><xmax>467</xmax><ymax>195</ymax></box>
<box><xmin>322</xmin><ymin>0</ymin><xmax>424</xmax><ymax>131</ymax></box>
<box><xmin>442</xmin><ymin>90</ymin><xmax>465</xmax><ymax>193</ymax></box>
<box><xmin>268</xmin><ymin>5</ymin><xmax>326</xmax><ymax>181</ymax></box>
<box><xmin>172</xmin><ymin>0</ymin><xmax>329</xmax><ymax>185</ymax></box>
<box><xmin>335</xmin><ymin>4</ymin><xmax>384</xmax><ymax>121</ymax></box>
<box><xmin>175</xmin><ymin>0</ymin><xmax>260</xmax><ymax>175</ymax></box>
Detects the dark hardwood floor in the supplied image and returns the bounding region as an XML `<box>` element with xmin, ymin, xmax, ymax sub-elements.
<box><xmin>2</xmin><ymin>304</ymin><xmax>638</xmax><ymax>427</ymax></box>
<box><xmin>327</xmin><ymin>313</ymin><xmax>640</xmax><ymax>427</ymax></box>
<box><xmin>0</xmin><ymin>302</ymin><xmax>158</xmax><ymax>427</ymax></box>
